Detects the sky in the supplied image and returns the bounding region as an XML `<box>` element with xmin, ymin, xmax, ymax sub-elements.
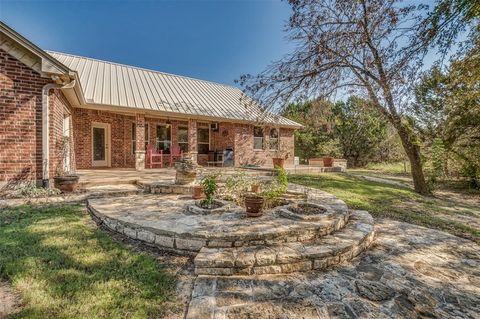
<box><xmin>0</xmin><ymin>0</ymin><xmax>293</xmax><ymax>87</ymax></box>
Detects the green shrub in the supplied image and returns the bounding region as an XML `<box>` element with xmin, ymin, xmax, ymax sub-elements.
<box><xmin>201</xmin><ymin>174</ymin><xmax>218</xmax><ymax>206</ymax></box>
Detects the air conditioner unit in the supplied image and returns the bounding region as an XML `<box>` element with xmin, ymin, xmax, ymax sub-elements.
<box><xmin>210</xmin><ymin>123</ymin><xmax>219</xmax><ymax>131</ymax></box>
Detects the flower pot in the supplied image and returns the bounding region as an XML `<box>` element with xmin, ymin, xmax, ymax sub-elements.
<box><xmin>251</xmin><ymin>184</ymin><xmax>260</xmax><ymax>193</ymax></box>
<box><xmin>192</xmin><ymin>185</ymin><xmax>204</xmax><ymax>199</ymax></box>
<box><xmin>53</xmin><ymin>175</ymin><xmax>79</xmax><ymax>193</ymax></box>
<box><xmin>272</xmin><ymin>158</ymin><xmax>285</xmax><ymax>169</ymax></box>
<box><xmin>244</xmin><ymin>194</ymin><xmax>264</xmax><ymax>217</ymax></box>
<box><xmin>323</xmin><ymin>156</ymin><xmax>334</xmax><ymax>167</ymax></box>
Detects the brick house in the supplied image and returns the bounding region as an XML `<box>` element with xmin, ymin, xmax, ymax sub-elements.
<box><xmin>0</xmin><ymin>22</ymin><xmax>300</xmax><ymax>187</ymax></box>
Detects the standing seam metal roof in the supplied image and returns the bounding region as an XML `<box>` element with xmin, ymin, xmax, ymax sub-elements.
<box><xmin>47</xmin><ymin>51</ymin><xmax>301</xmax><ymax>127</ymax></box>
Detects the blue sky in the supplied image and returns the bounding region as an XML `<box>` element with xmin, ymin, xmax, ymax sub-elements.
<box><xmin>0</xmin><ymin>0</ymin><xmax>293</xmax><ymax>87</ymax></box>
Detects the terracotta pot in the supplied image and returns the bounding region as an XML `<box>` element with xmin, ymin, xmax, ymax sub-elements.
<box><xmin>192</xmin><ymin>185</ymin><xmax>204</xmax><ymax>199</ymax></box>
<box><xmin>251</xmin><ymin>184</ymin><xmax>260</xmax><ymax>193</ymax></box>
<box><xmin>53</xmin><ymin>175</ymin><xmax>79</xmax><ymax>193</ymax></box>
<box><xmin>323</xmin><ymin>156</ymin><xmax>334</xmax><ymax>167</ymax></box>
<box><xmin>272</xmin><ymin>158</ymin><xmax>285</xmax><ymax>169</ymax></box>
<box><xmin>244</xmin><ymin>194</ymin><xmax>264</xmax><ymax>217</ymax></box>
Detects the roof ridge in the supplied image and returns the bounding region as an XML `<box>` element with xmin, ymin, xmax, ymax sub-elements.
<box><xmin>46</xmin><ymin>50</ymin><xmax>237</xmax><ymax>90</ymax></box>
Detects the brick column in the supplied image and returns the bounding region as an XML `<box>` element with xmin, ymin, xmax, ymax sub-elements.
<box><xmin>135</xmin><ymin>114</ymin><xmax>146</xmax><ymax>170</ymax></box>
<box><xmin>188</xmin><ymin>119</ymin><xmax>198</xmax><ymax>163</ymax></box>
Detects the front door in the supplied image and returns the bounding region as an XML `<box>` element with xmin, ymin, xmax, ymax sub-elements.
<box><xmin>92</xmin><ymin>122</ymin><xmax>110</xmax><ymax>167</ymax></box>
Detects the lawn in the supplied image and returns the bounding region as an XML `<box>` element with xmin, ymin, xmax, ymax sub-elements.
<box><xmin>0</xmin><ymin>204</ymin><xmax>179</xmax><ymax>319</ymax></box>
<box><xmin>290</xmin><ymin>173</ymin><xmax>480</xmax><ymax>243</ymax></box>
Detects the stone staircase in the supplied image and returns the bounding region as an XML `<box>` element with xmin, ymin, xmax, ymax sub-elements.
<box><xmin>194</xmin><ymin>210</ymin><xmax>375</xmax><ymax>276</ymax></box>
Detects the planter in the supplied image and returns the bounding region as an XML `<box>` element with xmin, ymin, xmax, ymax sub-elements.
<box><xmin>192</xmin><ymin>185</ymin><xmax>204</xmax><ymax>199</ymax></box>
<box><xmin>53</xmin><ymin>175</ymin><xmax>79</xmax><ymax>193</ymax></box>
<box><xmin>251</xmin><ymin>184</ymin><xmax>260</xmax><ymax>193</ymax></box>
<box><xmin>323</xmin><ymin>156</ymin><xmax>334</xmax><ymax>167</ymax></box>
<box><xmin>244</xmin><ymin>194</ymin><xmax>264</xmax><ymax>217</ymax></box>
<box><xmin>272</xmin><ymin>158</ymin><xmax>285</xmax><ymax>169</ymax></box>
<box><xmin>175</xmin><ymin>158</ymin><xmax>198</xmax><ymax>185</ymax></box>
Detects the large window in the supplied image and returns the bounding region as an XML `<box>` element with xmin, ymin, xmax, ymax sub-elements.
<box><xmin>269</xmin><ymin>128</ymin><xmax>279</xmax><ymax>150</ymax></box>
<box><xmin>178</xmin><ymin>126</ymin><xmax>189</xmax><ymax>152</ymax></box>
<box><xmin>156</xmin><ymin>124</ymin><xmax>171</xmax><ymax>154</ymax></box>
<box><xmin>253</xmin><ymin>126</ymin><xmax>264</xmax><ymax>150</ymax></box>
<box><xmin>197</xmin><ymin>123</ymin><xmax>210</xmax><ymax>154</ymax></box>
<box><xmin>132</xmin><ymin>122</ymin><xmax>136</xmax><ymax>154</ymax></box>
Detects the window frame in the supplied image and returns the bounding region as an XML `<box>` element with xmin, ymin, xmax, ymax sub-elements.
<box><xmin>197</xmin><ymin>123</ymin><xmax>210</xmax><ymax>155</ymax></box>
<box><xmin>269</xmin><ymin>128</ymin><xmax>279</xmax><ymax>150</ymax></box>
<box><xmin>178</xmin><ymin>125</ymin><xmax>189</xmax><ymax>153</ymax></box>
<box><xmin>156</xmin><ymin>124</ymin><xmax>172</xmax><ymax>154</ymax></box>
<box><xmin>253</xmin><ymin>126</ymin><xmax>264</xmax><ymax>150</ymax></box>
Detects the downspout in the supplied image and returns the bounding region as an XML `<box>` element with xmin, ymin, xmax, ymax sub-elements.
<box><xmin>42</xmin><ymin>79</ymin><xmax>76</xmax><ymax>187</ymax></box>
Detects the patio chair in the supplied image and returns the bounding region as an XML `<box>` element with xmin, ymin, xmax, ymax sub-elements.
<box><xmin>147</xmin><ymin>144</ymin><xmax>163</xmax><ymax>168</ymax></box>
<box><xmin>168</xmin><ymin>144</ymin><xmax>183</xmax><ymax>167</ymax></box>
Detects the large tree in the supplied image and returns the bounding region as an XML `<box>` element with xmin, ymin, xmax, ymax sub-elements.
<box><xmin>239</xmin><ymin>0</ymin><xmax>476</xmax><ymax>195</ymax></box>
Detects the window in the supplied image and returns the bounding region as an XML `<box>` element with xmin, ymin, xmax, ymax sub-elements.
<box><xmin>132</xmin><ymin>122</ymin><xmax>136</xmax><ymax>154</ymax></box>
<box><xmin>197</xmin><ymin>124</ymin><xmax>210</xmax><ymax>154</ymax></box>
<box><xmin>269</xmin><ymin>128</ymin><xmax>279</xmax><ymax>150</ymax></box>
<box><xmin>156</xmin><ymin>124</ymin><xmax>172</xmax><ymax>154</ymax></box>
<box><xmin>253</xmin><ymin>126</ymin><xmax>264</xmax><ymax>150</ymax></box>
<box><xmin>144</xmin><ymin>123</ymin><xmax>149</xmax><ymax>150</ymax></box>
<box><xmin>178</xmin><ymin>126</ymin><xmax>189</xmax><ymax>152</ymax></box>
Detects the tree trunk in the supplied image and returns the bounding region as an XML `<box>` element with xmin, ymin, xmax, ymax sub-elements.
<box><xmin>395</xmin><ymin>124</ymin><xmax>431</xmax><ymax>195</ymax></box>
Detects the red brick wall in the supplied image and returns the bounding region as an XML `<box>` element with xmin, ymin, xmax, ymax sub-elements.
<box><xmin>0</xmin><ymin>49</ymin><xmax>72</xmax><ymax>185</ymax></box>
<box><xmin>72</xmin><ymin>108</ymin><xmax>136</xmax><ymax>168</ymax></box>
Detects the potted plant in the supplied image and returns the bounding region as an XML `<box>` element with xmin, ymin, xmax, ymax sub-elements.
<box><xmin>244</xmin><ymin>192</ymin><xmax>264</xmax><ymax>217</ymax></box>
<box><xmin>192</xmin><ymin>185</ymin><xmax>204</xmax><ymax>199</ymax></box>
<box><xmin>272</xmin><ymin>150</ymin><xmax>291</xmax><ymax>169</ymax></box>
<box><xmin>53</xmin><ymin>136</ymin><xmax>80</xmax><ymax>192</ymax></box>
<box><xmin>323</xmin><ymin>156</ymin><xmax>334</xmax><ymax>167</ymax></box>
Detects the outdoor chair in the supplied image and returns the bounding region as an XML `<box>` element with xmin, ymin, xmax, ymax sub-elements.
<box><xmin>147</xmin><ymin>144</ymin><xmax>163</xmax><ymax>168</ymax></box>
<box><xmin>169</xmin><ymin>144</ymin><xmax>183</xmax><ymax>167</ymax></box>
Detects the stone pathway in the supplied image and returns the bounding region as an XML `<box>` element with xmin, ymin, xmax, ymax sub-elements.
<box><xmin>186</xmin><ymin>219</ymin><xmax>480</xmax><ymax>318</ymax></box>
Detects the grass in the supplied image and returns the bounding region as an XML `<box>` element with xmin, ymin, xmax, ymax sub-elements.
<box><xmin>358</xmin><ymin>161</ymin><xmax>411</xmax><ymax>176</ymax></box>
<box><xmin>0</xmin><ymin>204</ymin><xmax>179</xmax><ymax>319</ymax></box>
<box><xmin>290</xmin><ymin>173</ymin><xmax>480</xmax><ymax>243</ymax></box>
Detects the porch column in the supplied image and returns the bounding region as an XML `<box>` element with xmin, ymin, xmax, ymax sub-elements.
<box><xmin>135</xmin><ymin>114</ymin><xmax>146</xmax><ymax>170</ymax></box>
<box><xmin>188</xmin><ymin>119</ymin><xmax>198</xmax><ymax>163</ymax></box>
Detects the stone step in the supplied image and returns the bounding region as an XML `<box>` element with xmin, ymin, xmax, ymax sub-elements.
<box><xmin>194</xmin><ymin>210</ymin><xmax>375</xmax><ymax>276</ymax></box>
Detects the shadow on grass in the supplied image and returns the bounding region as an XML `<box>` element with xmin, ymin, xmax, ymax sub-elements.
<box><xmin>0</xmin><ymin>204</ymin><xmax>178</xmax><ymax>319</ymax></box>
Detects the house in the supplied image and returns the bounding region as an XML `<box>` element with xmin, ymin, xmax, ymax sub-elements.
<box><xmin>0</xmin><ymin>22</ymin><xmax>300</xmax><ymax>187</ymax></box>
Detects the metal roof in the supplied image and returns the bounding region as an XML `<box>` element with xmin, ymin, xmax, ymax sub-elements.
<box><xmin>47</xmin><ymin>51</ymin><xmax>301</xmax><ymax>127</ymax></box>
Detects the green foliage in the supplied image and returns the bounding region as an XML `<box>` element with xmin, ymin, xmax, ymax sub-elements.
<box><xmin>425</xmin><ymin>138</ymin><xmax>446</xmax><ymax>190</ymax></box>
<box><xmin>261</xmin><ymin>166</ymin><xmax>289</xmax><ymax>209</ymax></box>
<box><xmin>223</xmin><ymin>172</ymin><xmax>253</xmax><ymax>205</ymax></box>
<box><xmin>0</xmin><ymin>204</ymin><xmax>178</xmax><ymax>318</ymax></box>
<box><xmin>283</xmin><ymin>99</ymin><xmax>339</xmax><ymax>162</ymax></box>
<box><xmin>332</xmin><ymin>97</ymin><xmax>390</xmax><ymax>167</ymax></box>
<box><xmin>201</xmin><ymin>174</ymin><xmax>218</xmax><ymax>206</ymax></box>
<box><xmin>283</xmin><ymin>96</ymin><xmax>401</xmax><ymax>166</ymax></box>
<box><xmin>413</xmin><ymin>39</ymin><xmax>480</xmax><ymax>187</ymax></box>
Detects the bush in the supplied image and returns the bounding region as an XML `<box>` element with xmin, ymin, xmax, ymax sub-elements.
<box><xmin>201</xmin><ymin>174</ymin><xmax>218</xmax><ymax>206</ymax></box>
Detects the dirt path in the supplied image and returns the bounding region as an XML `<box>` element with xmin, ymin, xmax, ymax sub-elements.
<box><xmin>0</xmin><ymin>281</ymin><xmax>22</xmax><ymax>318</ymax></box>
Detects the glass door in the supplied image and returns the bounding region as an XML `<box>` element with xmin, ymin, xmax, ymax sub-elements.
<box><xmin>156</xmin><ymin>124</ymin><xmax>171</xmax><ymax>154</ymax></box>
<box><xmin>92</xmin><ymin>123</ymin><xmax>110</xmax><ymax>167</ymax></box>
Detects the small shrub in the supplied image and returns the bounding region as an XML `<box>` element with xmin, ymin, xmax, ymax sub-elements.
<box><xmin>262</xmin><ymin>166</ymin><xmax>289</xmax><ymax>209</ymax></box>
<box><xmin>201</xmin><ymin>174</ymin><xmax>218</xmax><ymax>206</ymax></box>
<box><xmin>223</xmin><ymin>172</ymin><xmax>253</xmax><ymax>205</ymax></box>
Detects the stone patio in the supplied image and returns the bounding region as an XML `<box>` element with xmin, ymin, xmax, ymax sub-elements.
<box><xmin>186</xmin><ymin>219</ymin><xmax>480</xmax><ymax>319</ymax></box>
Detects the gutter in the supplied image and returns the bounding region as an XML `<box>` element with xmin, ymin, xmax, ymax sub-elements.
<box><xmin>42</xmin><ymin>79</ymin><xmax>76</xmax><ymax>187</ymax></box>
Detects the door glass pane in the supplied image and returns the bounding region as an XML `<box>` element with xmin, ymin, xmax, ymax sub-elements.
<box><xmin>178</xmin><ymin>126</ymin><xmax>188</xmax><ymax>152</ymax></box>
<box><xmin>156</xmin><ymin>125</ymin><xmax>171</xmax><ymax>154</ymax></box>
<box><xmin>93</xmin><ymin>127</ymin><xmax>105</xmax><ymax>161</ymax></box>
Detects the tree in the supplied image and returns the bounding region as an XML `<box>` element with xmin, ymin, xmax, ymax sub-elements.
<box><xmin>282</xmin><ymin>99</ymin><xmax>338</xmax><ymax>162</ymax></box>
<box><xmin>239</xmin><ymin>0</ymin><xmax>438</xmax><ymax>194</ymax></box>
<box><xmin>332</xmin><ymin>97</ymin><xmax>387</xmax><ymax>167</ymax></box>
<box><xmin>413</xmin><ymin>39</ymin><xmax>480</xmax><ymax>187</ymax></box>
